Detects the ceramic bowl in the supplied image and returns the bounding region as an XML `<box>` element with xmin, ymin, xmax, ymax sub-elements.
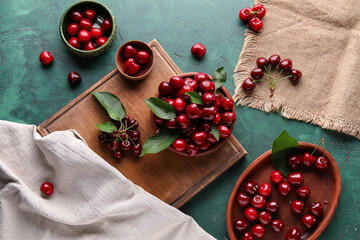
<box><xmin>59</xmin><ymin>0</ymin><xmax>117</xmax><ymax>57</ymax></box>
<box><xmin>115</xmin><ymin>40</ymin><xmax>154</xmax><ymax>81</ymax></box>
<box><xmin>152</xmin><ymin>72</ymin><xmax>236</xmax><ymax>157</ymax></box>
<box><xmin>226</xmin><ymin>142</ymin><xmax>341</xmax><ymax>240</ymax></box>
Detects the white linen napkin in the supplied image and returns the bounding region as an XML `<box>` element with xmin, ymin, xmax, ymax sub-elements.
<box><xmin>0</xmin><ymin>120</ymin><xmax>214</xmax><ymax>240</ymax></box>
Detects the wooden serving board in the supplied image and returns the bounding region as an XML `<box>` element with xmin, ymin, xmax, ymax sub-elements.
<box><xmin>38</xmin><ymin>39</ymin><xmax>247</xmax><ymax>208</ymax></box>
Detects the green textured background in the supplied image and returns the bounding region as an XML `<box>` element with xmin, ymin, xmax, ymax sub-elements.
<box><xmin>0</xmin><ymin>0</ymin><xmax>359</xmax><ymax>239</ymax></box>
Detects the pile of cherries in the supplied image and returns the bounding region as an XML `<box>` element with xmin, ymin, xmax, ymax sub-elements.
<box><xmin>234</xmin><ymin>151</ymin><xmax>328</xmax><ymax>239</ymax></box>
<box><xmin>98</xmin><ymin>115</ymin><xmax>142</xmax><ymax>159</ymax></box>
<box><xmin>242</xmin><ymin>54</ymin><xmax>302</xmax><ymax>92</ymax></box>
<box><xmin>122</xmin><ymin>44</ymin><xmax>150</xmax><ymax>75</ymax></box>
<box><xmin>154</xmin><ymin>73</ymin><xmax>236</xmax><ymax>157</ymax></box>
<box><xmin>66</xmin><ymin>9</ymin><xmax>112</xmax><ymax>50</ymax></box>
<box><xmin>239</xmin><ymin>4</ymin><xmax>266</xmax><ymax>32</ymax></box>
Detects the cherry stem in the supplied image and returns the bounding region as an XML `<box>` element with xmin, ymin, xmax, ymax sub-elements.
<box><xmin>311</xmin><ymin>138</ymin><xmax>325</xmax><ymax>156</ymax></box>
<box><xmin>274</xmin><ymin>75</ymin><xmax>291</xmax><ymax>84</ymax></box>
<box><xmin>128</xmin><ymin>136</ymin><xmax>135</xmax><ymax>145</ymax></box>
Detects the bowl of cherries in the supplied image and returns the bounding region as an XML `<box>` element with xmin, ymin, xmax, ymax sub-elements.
<box><xmin>115</xmin><ymin>40</ymin><xmax>154</xmax><ymax>81</ymax></box>
<box><xmin>149</xmin><ymin>71</ymin><xmax>236</xmax><ymax>157</ymax></box>
<box><xmin>59</xmin><ymin>1</ymin><xmax>116</xmax><ymax>57</ymax></box>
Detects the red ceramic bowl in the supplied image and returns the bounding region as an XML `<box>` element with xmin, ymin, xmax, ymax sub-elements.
<box><xmin>151</xmin><ymin>72</ymin><xmax>236</xmax><ymax>157</ymax></box>
<box><xmin>226</xmin><ymin>142</ymin><xmax>341</xmax><ymax>240</ymax></box>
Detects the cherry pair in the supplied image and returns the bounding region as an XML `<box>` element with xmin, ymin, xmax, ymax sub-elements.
<box><xmin>123</xmin><ymin>44</ymin><xmax>150</xmax><ymax>75</ymax></box>
<box><xmin>289</xmin><ymin>152</ymin><xmax>328</xmax><ymax>171</ymax></box>
<box><xmin>239</xmin><ymin>4</ymin><xmax>266</xmax><ymax>32</ymax></box>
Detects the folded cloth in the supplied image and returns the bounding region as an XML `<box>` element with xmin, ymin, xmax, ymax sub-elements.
<box><xmin>0</xmin><ymin>120</ymin><xmax>214</xmax><ymax>240</ymax></box>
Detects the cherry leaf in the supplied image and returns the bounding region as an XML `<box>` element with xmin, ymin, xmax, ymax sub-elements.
<box><xmin>185</xmin><ymin>91</ymin><xmax>203</xmax><ymax>105</ymax></box>
<box><xmin>144</xmin><ymin>97</ymin><xmax>176</xmax><ymax>120</ymax></box>
<box><xmin>140</xmin><ymin>129</ymin><xmax>181</xmax><ymax>157</ymax></box>
<box><xmin>92</xmin><ymin>91</ymin><xmax>126</xmax><ymax>121</ymax></box>
<box><xmin>211</xmin><ymin>124</ymin><xmax>220</xmax><ymax>141</ymax></box>
<box><xmin>212</xmin><ymin>67</ymin><xmax>227</xmax><ymax>90</ymax></box>
<box><xmin>96</xmin><ymin>121</ymin><xmax>117</xmax><ymax>133</ymax></box>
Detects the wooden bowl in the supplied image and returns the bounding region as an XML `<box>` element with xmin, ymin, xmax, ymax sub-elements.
<box><xmin>151</xmin><ymin>72</ymin><xmax>235</xmax><ymax>157</ymax></box>
<box><xmin>226</xmin><ymin>142</ymin><xmax>341</xmax><ymax>240</ymax></box>
<box><xmin>59</xmin><ymin>0</ymin><xmax>117</xmax><ymax>57</ymax></box>
<box><xmin>115</xmin><ymin>40</ymin><xmax>154</xmax><ymax>81</ymax></box>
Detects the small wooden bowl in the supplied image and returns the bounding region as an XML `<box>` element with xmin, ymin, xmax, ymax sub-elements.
<box><xmin>226</xmin><ymin>142</ymin><xmax>341</xmax><ymax>240</ymax></box>
<box><xmin>115</xmin><ymin>40</ymin><xmax>154</xmax><ymax>81</ymax></box>
<box><xmin>151</xmin><ymin>72</ymin><xmax>235</xmax><ymax>157</ymax></box>
<box><xmin>59</xmin><ymin>0</ymin><xmax>117</xmax><ymax>57</ymax></box>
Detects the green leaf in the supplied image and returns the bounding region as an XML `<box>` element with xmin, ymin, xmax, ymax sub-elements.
<box><xmin>96</xmin><ymin>121</ymin><xmax>117</xmax><ymax>133</ymax></box>
<box><xmin>92</xmin><ymin>91</ymin><xmax>126</xmax><ymax>121</ymax></box>
<box><xmin>185</xmin><ymin>91</ymin><xmax>203</xmax><ymax>105</ymax></box>
<box><xmin>212</xmin><ymin>67</ymin><xmax>227</xmax><ymax>89</ymax></box>
<box><xmin>140</xmin><ymin>129</ymin><xmax>181</xmax><ymax>157</ymax></box>
<box><xmin>144</xmin><ymin>97</ymin><xmax>176</xmax><ymax>120</ymax></box>
<box><xmin>271</xmin><ymin>130</ymin><xmax>299</xmax><ymax>177</ymax></box>
<box><xmin>211</xmin><ymin>124</ymin><xmax>220</xmax><ymax>141</ymax></box>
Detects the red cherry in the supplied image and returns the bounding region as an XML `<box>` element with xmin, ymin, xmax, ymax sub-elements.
<box><xmin>186</xmin><ymin>143</ymin><xmax>199</xmax><ymax>156</ymax></box>
<box><xmin>278</xmin><ymin>182</ymin><xmax>291</xmax><ymax>196</ymax></box>
<box><xmin>270</xmin><ymin>170</ymin><xmax>283</xmax><ymax>184</ymax></box>
<box><xmin>309</xmin><ymin>202</ymin><xmax>324</xmax><ymax>217</ymax></box>
<box><xmin>207</xmin><ymin>131</ymin><xmax>218</xmax><ymax>144</ymax></box>
<box><xmin>153</xmin><ymin>113</ymin><xmax>164</xmax><ymax>125</ymax></box>
<box><xmin>194</xmin><ymin>72</ymin><xmax>210</xmax><ymax>83</ymax></box>
<box><xmin>131</xmin><ymin>143</ymin><xmax>142</xmax><ymax>156</ymax></box>
<box><xmin>291</xmin><ymin>200</ymin><xmax>304</xmax><ymax>214</ymax></box>
<box><xmin>166</xmin><ymin>99</ymin><xmax>174</xmax><ymax>106</ymax></box>
<box><xmin>199</xmin><ymin>80</ymin><xmax>215</xmax><ymax>93</ymax></box>
<box><xmin>220</xmin><ymin>98</ymin><xmax>234</xmax><ymax>111</ymax></box>
<box><xmin>270</xmin><ymin>219</ymin><xmax>284</xmax><ymax>233</ymax></box>
<box><xmin>302</xmin><ymin>152</ymin><xmax>316</xmax><ymax>167</ymax></box>
<box><xmin>251</xmin><ymin>195</ymin><xmax>266</xmax><ymax>208</ymax></box>
<box><xmin>244</xmin><ymin>180</ymin><xmax>259</xmax><ymax>195</ymax></box>
<box><xmin>287</xmin><ymin>172</ymin><xmax>304</xmax><ymax>187</ymax></box>
<box><xmin>234</xmin><ymin>219</ymin><xmax>248</xmax><ymax>232</ymax></box>
<box><xmin>158</xmin><ymin>81</ymin><xmax>172</xmax><ymax>96</ymax></box>
<box><xmin>78</xmin><ymin>30</ymin><xmax>91</xmax><ymax>44</ymax></box>
<box><xmin>265</xmin><ymin>200</ymin><xmax>279</xmax><ymax>213</ymax></box>
<box><xmin>67</xmin><ymin>71</ymin><xmax>81</xmax><ymax>86</ymax></box>
<box><xmin>302</xmin><ymin>214</ymin><xmax>317</xmax><ymax>229</ymax></box>
<box><xmin>186</xmin><ymin>103</ymin><xmax>203</xmax><ymax>120</ymax></box>
<box><xmin>173</xmin><ymin>98</ymin><xmax>186</xmax><ymax>112</ymax></box>
<box><xmin>253</xmin><ymin>4</ymin><xmax>266</xmax><ymax>19</ymax></box>
<box><xmin>237</xmin><ymin>192</ymin><xmax>251</xmax><ymax>207</ymax></box>
<box><xmin>98</xmin><ymin>133</ymin><xmax>107</xmax><ymax>144</ymax></box>
<box><xmin>256</xmin><ymin>57</ymin><xmax>269</xmax><ymax>68</ymax></box>
<box><xmin>192</xmin><ymin>131</ymin><xmax>207</xmax><ymax>145</ymax></box>
<box><xmin>191</xmin><ymin>43</ymin><xmax>206</xmax><ymax>58</ymax></box>
<box><xmin>101</xmin><ymin>19</ymin><xmax>112</xmax><ymax>34</ymax></box>
<box><xmin>83</xmin><ymin>41</ymin><xmax>96</xmax><ymax>51</ymax></box>
<box><xmin>218</xmin><ymin>125</ymin><xmax>230</xmax><ymax>138</ymax></box>
<box><xmin>96</xmin><ymin>37</ymin><xmax>107</xmax><ymax>47</ymax></box>
<box><xmin>70</xmin><ymin>11</ymin><xmax>83</xmax><ymax>23</ymax></box>
<box><xmin>90</xmin><ymin>28</ymin><xmax>103</xmax><ymax>41</ymax></box>
<box><xmin>84</xmin><ymin>9</ymin><xmax>96</xmax><ymax>21</ymax></box>
<box><xmin>40</xmin><ymin>182</ymin><xmax>54</xmax><ymax>196</ymax></box>
<box><xmin>202</xmin><ymin>106</ymin><xmax>217</xmax><ymax>121</ymax></box>
<box><xmin>172</xmin><ymin>139</ymin><xmax>187</xmax><ymax>152</ymax></box>
<box><xmin>287</xmin><ymin>155</ymin><xmax>301</xmax><ymax>169</ymax></box>
<box><xmin>249</xmin><ymin>17</ymin><xmax>263</xmax><ymax>32</ymax></box>
<box><xmin>67</xmin><ymin>23</ymin><xmax>79</xmax><ymax>36</ymax></box>
<box><xmin>124</xmin><ymin>58</ymin><xmax>140</xmax><ymax>75</ymax></box>
<box><xmin>251</xmin><ymin>224</ymin><xmax>265</xmax><ymax>238</ymax></box>
<box><xmin>244</xmin><ymin>207</ymin><xmax>258</xmax><ymax>221</ymax></box>
<box><xmin>199</xmin><ymin>142</ymin><xmax>211</xmax><ymax>151</ymax></box>
<box><xmin>242</xmin><ymin>78</ymin><xmax>256</xmax><ymax>91</ymax></box>
<box><xmin>202</xmin><ymin>93</ymin><xmax>216</xmax><ymax>106</ymax></box>
<box><xmin>239</xmin><ymin>7</ymin><xmax>254</xmax><ymax>22</ymax></box>
<box><xmin>169</xmin><ymin>76</ymin><xmax>184</xmax><ymax>90</ymax></box>
<box><xmin>250</xmin><ymin>68</ymin><xmax>264</xmax><ymax>79</ymax></box>
<box><xmin>79</xmin><ymin>18</ymin><xmax>93</xmax><ymax>31</ymax></box>
<box><xmin>177</xmin><ymin>85</ymin><xmax>194</xmax><ymax>101</ymax></box>
<box><xmin>259</xmin><ymin>183</ymin><xmax>272</xmax><ymax>197</ymax></box>
<box><xmin>221</xmin><ymin>112</ymin><xmax>236</xmax><ymax>125</ymax></box>
<box><xmin>258</xmin><ymin>211</ymin><xmax>272</xmax><ymax>225</ymax></box>
<box><xmin>177</xmin><ymin>114</ymin><xmax>191</xmax><ymax>130</ymax></box>
<box><xmin>123</xmin><ymin>45</ymin><xmax>137</xmax><ymax>59</ymax></box>
<box><xmin>39</xmin><ymin>51</ymin><xmax>54</xmax><ymax>66</ymax></box>
<box><xmin>107</xmin><ymin>141</ymin><xmax>119</xmax><ymax>151</ymax></box>
<box><xmin>213</xmin><ymin>112</ymin><xmax>221</xmax><ymax>125</ymax></box>
<box><xmin>113</xmin><ymin>151</ymin><xmax>123</xmax><ymax>159</ymax></box>
<box><xmin>289</xmin><ymin>69</ymin><xmax>302</xmax><ymax>83</ymax></box>
<box><xmin>199</xmin><ymin>122</ymin><xmax>211</xmax><ymax>132</ymax></box>
<box><xmin>241</xmin><ymin>231</ymin><xmax>254</xmax><ymax>240</ymax></box>
<box><xmin>268</xmin><ymin>54</ymin><xmax>281</xmax><ymax>66</ymax></box>
<box><xmin>285</xmin><ymin>227</ymin><xmax>301</xmax><ymax>240</ymax></box>
<box><xmin>296</xmin><ymin>186</ymin><xmax>310</xmax><ymax>199</ymax></box>
<box><xmin>128</xmin><ymin>131</ymin><xmax>140</xmax><ymax>142</ymax></box>
<box><xmin>184</xmin><ymin>78</ymin><xmax>198</xmax><ymax>91</ymax></box>
<box><xmin>165</xmin><ymin>118</ymin><xmax>177</xmax><ymax>129</ymax></box>
<box><xmin>279</xmin><ymin>59</ymin><xmax>293</xmax><ymax>72</ymax></box>
<box><xmin>120</xmin><ymin>141</ymin><xmax>131</xmax><ymax>152</ymax></box>
<box><xmin>184</xmin><ymin>126</ymin><xmax>198</xmax><ymax>138</ymax></box>
<box><xmin>135</xmin><ymin>51</ymin><xmax>150</xmax><ymax>65</ymax></box>
<box><xmin>315</xmin><ymin>156</ymin><xmax>328</xmax><ymax>170</ymax></box>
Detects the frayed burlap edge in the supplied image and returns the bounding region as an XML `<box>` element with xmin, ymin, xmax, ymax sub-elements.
<box><xmin>233</xmin><ymin>1</ymin><xmax>360</xmax><ymax>140</ymax></box>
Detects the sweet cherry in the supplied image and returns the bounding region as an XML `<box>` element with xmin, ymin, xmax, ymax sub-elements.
<box><xmin>123</xmin><ymin>45</ymin><xmax>137</xmax><ymax>59</ymax></box>
<box><xmin>253</xmin><ymin>4</ymin><xmax>266</xmax><ymax>19</ymax></box>
<box><xmin>250</xmin><ymin>68</ymin><xmax>264</xmax><ymax>79</ymax></box>
<box><xmin>256</xmin><ymin>57</ymin><xmax>269</xmax><ymax>68</ymax></box>
<box><xmin>70</xmin><ymin>11</ymin><xmax>83</xmax><ymax>22</ymax></box>
<box><xmin>90</xmin><ymin>28</ymin><xmax>103</xmax><ymax>41</ymax></box>
<box><xmin>278</xmin><ymin>182</ymin><xmax>291</xmax><ymax>196</ymax></box>
<box><xmin>186</xmin><ymin>143</ymin><xmax>199</xmax><ymax>156</ymax></box>
<box><xmin>237</xmin><ymin>192</ymin><xmax>251</xmax><ymax>207</ymax></box>
<box><xmin>184</xmin><ymin>78</ymin><xmax>198</xmax><ymax>91</ymax></box>
<box><xmin>192</xmin><ymin>131</ymin><xmax>207</xmax><ymax>145</ymax></box>
<box><xmin>287</xmin><ymin>155</ymin><xmax>301</xmax><ymax>169</ymax></box>
<box><xmin>244</xmin><ymin>180</ymin><xmax>259</xmax><ymax>195</ymax></box>
<box><xmin>302</xmin><ymin>214</ymin><xmax>317</xmax><ymax>229</ymax></box>
<box><xmin>124</xmin><ymin>58</ymin><xmax>140</xmax><ymax>75</ymax></box>
<box><xmin>207</xmin><ymin>131</ymin><xmax>218</xmax><ymax>144</ymax></box>
<box><xmin>113</xmin><ymin>151</ymin><xmax>123</xmax><ymax>159</ymax></box>
<box><xmin>158</xmin><ymin>81</ymin><xmax>172</xmax><ymax>96</ymax></box>
<box><xmin>67</xmin><ymin>23</ymin><xmax>79</xmax><ymax>37</ymax></box>
<box><xmin>108</xmin><ymin>141</ymin><xmax>119</xmax><ymax>151</ymax></box>
<box><xmin>194</xmin><ymin>72</ymin><xmax>210</xmax><ymax>83</ymax></box>
<box><xmin>199</xmin><ymin>80</ymin><xmax>215</xmax><ymax>93</ymax></box>
<box><xmin>242</xmin><ymin>78</ymin><xmax>256</xmax><ymax>91</ymax></box>
<box><xmin>202</xmin><ymin>93</ymin><xmax>216</xmax><ymax>106</ymax></box>
<box><xmin>285</xmin><ymin>227</ymin><xmax>301</xmax><ymax>240</ymax></box>
<box><xmin>128</xmin><ymin>131</ymin><xmax>140</xmax><ymax>142</ymax></box>
<box><xmin>268</xmin><ymin>54</ymin><xmax>281</xmax><ymax>66</ymax></box>
<box><xmin>96</xmin><ymin>37</ymin><xmax>107</xmax><ymax>47</ymax></box>
<box><xmin>153</xmin><ymin>113</ymin><xmax>164</xmax><ymax>125</ymax></box>
<box><xmin>251</xmin><ymin>224</ymin><xmax>265</xmax><ymax>238</ymax></box>
<box><xmin>270</xmin><ymin>170</ymin><xmax>283</xmax><ymax>184</ymax></box>
<box><xmin>291</xmin><ymin>200</ymin><xmax>304</xmax><ymax>214</ymax></box>
<box><xmin>101</xmin><ymin>19</ymin><xmax>112</xmax><ymax>34</ymax></box>
<box><xmin>172</xmin><ymin>139</ymin><xmax>187</xmax><ymax>152</ymax></box>
<box><xmin>251</xmin><ymin>195</ymin><xmax>266</xmax><ymax>208</ymax></box>
<box><xmin>296</xmin><ymin>186</ymin><xmax>310</xmax><ymax>199</ymax></box>
<box><xmin>315</xmin><ymin>156</ymin><xmax>328</xmax><ymax>170</ymax></box>
<box><xmin>84</xmin><ymin>41</ymin><xmax>96</xmax><ymax>51</ymax></box>
<box><xmin>266</xmin><ymin>200</ymin><xmax>279</xmax><ymax>213</ymax></box>
<box><xmin>259</xmin><ymin>183</ymin><xmax>272</xmax><ymax>197</ymax></box>
<box><xmin>309</xmin><ymin>202</ymin><xmax>324</xmax><ymax>217</ymax></box>
<box><xmin>165</xmin><ymin>118</ymin><xmax>177</xmax><ymax>129</ymax></box>
<box><xmin>173</xmin><ymin>98</ymin><xmax>187</xmax><ymax>112</ymax></box>
<box><xmin>234</xmin><ymin>219</ymin><xmax>248</xmax><ymax>232</ymax></box>
<box><xmin>84</xmin><ymin>9</ymin><xmax>96</xmax><ymax>21</ymax></box>
<box><xmin>213</xmin><ymin>112</ymin><xmax>221</xmax><ymax>125</ymax></box>
<box><xmin>40</xmin><ymin>182</ymin><xmax>54</xmax><ymax>196</ymax></box>
<box><xmin>302</xmin><ymin>152</ymin><xmax>316</xmax><ymax>167</ymax></box>
<box><xmin>67</xmin><ymin>71</ymin><xmax>82</xmax><ymax>86</ymax></box>
<box><xmin>186</xmin><ymin>103</ymin><xmax>203</xmax><ymax>120</ymax></box>
<box><xmin>241</xmin><ymin>231</ymin><xmax>254</xmax><ymax>240</ymax></box>
<box><xmin>239</xmin><ymin>7</ymin><xmax>254</xmax><ymax>22</ymax></box>
<box><xmin>287</xmin><ymin>172</ymin><xmax>304</xmax><ymax>187</ymax></box>
<box><xmin>279</xmin><ymin>59</ymin><xmax>293</xmax><ymax>72</ymax></box>
<box><xmin>199</xmin><ymin>142</ymin><xmax>211</xmax><ymax>151</ymax></box>
<box><xmin>218</xmin><ymin>125</ymin><xmax>231</xmax><ymax>138</ymax></box>
<box><xmin>289</xmin><ymin>69</ymin><xmax>302</xmax><ymax>83</ymax></box>
<box><xmin>244</xmin><ymin>207</ymin><xmax>258</xmax><ymax>221</ymax></box>
<box><xmin>270</xmin><ymin>219</ymin><xmax>284</xmax><ymax>233</ymax></box>
<box><xmin>79</xmin><ymin>18</ymin><xmax>93</xmax><ymax>31</ymax></box>
<box><xmin>120</xmin><ymin>141</ymin><xmax>131</xmax><ymax>152</ymax></box>
<box><xmin>191</xmin><ymin>43</ymin><xmax>206</xmax><ymax>58</ymax></box>
<box><xmin>78</xmin><ymin>30</ymin><xmax>91</xmax><ymax>44</ymax></box>
<box><xmin>221</xmin><ymin>112</ymin><xmax>236</xmax><ymax>125</ymax></box>
<box><xmin>202</xmin><ymin>106</ymin><xmax>217</xmax><ymax>121</ymax></box>
<box><xmin>39</xmin><ymin>51</ymin><xmax>54</xmax><ymax>66</ymax></box>
<box><xmin>132</xmin><ymin>143</ymin><xmax>142</xmax><ymax>156</ymax></box>
<box><xmin>169</xmin><ymin>76</ymin><xmax>184</xmax><ymax>90</ymax></box>
<box><xmin>199</xmin><ymin>122</ymin><xmax>211</xmax><ymax>132</ymax></box>
<box><xmin>136</xmin><ymin>51</ymin><xmax>150</xmax><ymax>65</ymax></box>
<box><xmin>258</xmin><ymin>211</ymin><xmax>272</xmax><ymax>225</ymax></box>
<box><xmin>249</xmin><ymin>17</ymin><xmax>263</xmax><ymax>32</ymax></box>
<box><xmin>176</xmin><ymin>114</ymin><xmax>191</xmax><ymax>130</ymax></box>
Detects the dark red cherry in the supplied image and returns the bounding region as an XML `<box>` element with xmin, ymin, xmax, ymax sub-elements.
<box><xmin>289</xmin><ymin>69</ymin><xmax>302</xmax><ymax>83</ymax></box>
<box><xmin>244</xmin><ymin>207</ymin><xmax>258</xmax><ymax>221</ymax></box>
<box><xmin>213</xmin><ymin>112</ymin><xmax>221</xmax><ymax>125</ymax></box>
<box><xmin>165</xmin><ymin>118</ymin><xmax>177</xmax><ymax>129</ymax></box>
<box><xmin>250</xmin><ymin>68</ymin><xmax>264</xmax><ymax>79</ymax></box>
<box><xmin>218</xmin><ymin>125</ymin><xmax>231</xmax><ymax>138</ymax></box>
<box><xmin>194</xmin><ymin>72</ymin><xmax>210</xmax><ymax>83</ymax></box>
<box><xmin>234</xmin><ymin>219</ymin><xmax>248</xmax><ymax>232</ymax></box>
<box><xmin>113</xmin><ymin>151</ymin><xmax>123</xmax><ymax>159</ymax></box>
<box><xmin>177</xmin><ymin>85</ymin><xmax>194</xmax><ymax>101</ymax></box>
<box><xmin>184</xmin><ymin>77</ymin><xmax>198</xmax><ymax>91</ymax></box>
<box><xmin>251</xmin><ymin>195</ymin><xmax>266</xmax><ymax>208</ymax></box>
<box><xmin>242</xmin><ymin>78</ymin><xmax>256</xmax><ymax>91</ymax></box>
<box><xmin>98</xmin><ymin>133</ymin><xmax>107</xmax><ymax>144</ymax></box>
<box><xmin>67</xmin><ymin>23</ymin><xmax>79</xmax><ymax>37</ymax></box>
<box><xmin>153</xmin><ymin>113</ymin><xmax>164</xmax><ymax>125</ymax></box>
<box><xmin>302</xmin><ymin>214</ymin><xmax>317</xmax><ymax>229</ymax></box>
<box><xmin>279</xmin><ymin>59</ymin><xmax>293</xmax><ymax>72</ymax></box>
<box><xmin>39</xmin><ymin>51</ymin><xmax>54</xmax><ymax>66</ymax></box>
<box><xmin>186</xmin><ymin>103</ymin><xmax>203</xmax><ymax>120</ymax></box>
<box><xmin>258</xmin><ymin>211</ymin><xmax>272</xmax><ymax>225</ymax></box>
<box><xmin>287</xmin><ymin>155</ymin><xmax>301</xmax><ymax>169</ymax></box>
<box><xmin>192</xmin><ymin>131</ymin><xmax>207</xmax><ymax>145</ymax></box>
<box><xmin>128</xmin><ymin>130</ymin><xmax>140</xmax><ymax>142</ymax></box>
<box><xmin>84</xmin><ymin>9</ymin><xmax>96</xmax><ymax>21</ymax></box>
<box><xmin>158</xmin><ymin>81</ymin><xmax>172</xmax><ymax>96</ymax></box>
<box><xmin>101</xmin><ymin>18</ymin><xmax>112</xmax><ymax>34</ymax></box>
<box><xmin>315</xmin><ymin>156</ymin><xmax>328</xmax><ymax>170</ymax></box>
<box><xmin>202</xmin><ymin>106</ymin><xmax>217</xmax><ymax>121</ymax></box>
<box><xmin>220</xmin><ymin>98</ymin><xmax>234</xmax><ymax>111</ymax></box>
<box><xmin>184</xmin><ymin>126</ymin><xmax>198</xmax><ymax>138</ymax></box>
<box><xmin>270</xmin><ymin>219</ymin><xmax>284</xmax><ymax>233</ymax></box>
<box><xmin>259</xmin><ymin>183</ymin><xmax>272</xmax><ymax>197</ymax></box>
<box><xmin>309</xmin><ymin>202</ymin><xmax>324</xmax><ymax>217</ymax></box>
<box><xmin>270</xmin><ymin>170</ymin><xmax>283</xmax><ymax>184</ymax></box>
<box><xmin>40</xmin><ymin>182</ymin><xmax>54</xmax><ymax>196</ymax></box>
<box><xmin>173</xmin><ymin>98</ymin><xmax>187</xmax><ymax>112</ymax></box>
<box><xmin>169</xmin><ymin>76</ymin><xmax>184</xmax><ymax>90</ymax></box>
<box><xmin>256</xmin><ymin>57</ymin><xmax>269</xmax><ymax>68</ymax></box>
<box><xmin>202</xmin><ymin>93</ymin><xmax>216</xmax><ymax>106</ymax></box>
<box><xmin>199</xmin><ymin>80</ymin><xmax>215</xmax><ymax>93</ymax></box>
<box><xmin>131</xmin><ymin>143</ymin><xmax>142</xmax><ymax>156</ymax></box>
<box><xmin>278</xmin><ymin>182</ymin><xmax>291</xmax><ymax>196</ymax></box>
<box><xmin>237</xmin><ymin>192</ymin><xmax>251</xmax><ymax>207</ymax></box>
<box><xmin>199</xmin><ymin>122</ymin><xmax>211</xmax><ymax>132</ymax></box>
<box><xmin>287</xmin><ymin>172</ymin><xmax>304</xmax><ymax>187</ymax></box>
<box><xmin>107</xmin><ymin>141</ymin><xmax>119</xmax><ymax>151</ymax></box>
<box><xmin>285</xmin><ymin>227</ymin><xmax>301</xmax><ymax>240</ymax></box>
<box><xmin>251</xmin><ymin>224</ymin><xmax>265</xmax><ymax>238</ymax></box>
<box><xmin>70</xmin><ymin>11</ymin><xmax>83</xmax><ymax>22</ymax></box>
<box><xmin>67</xmin><ymin>71</ymin><xmax>82</xmax><ymax>86</ymax></box>
<box><xmin>207</xmin><ymin>131</ymin><xmax>218</xmax><ymax>144</ymax></box>
<box><xmin>120</xmin><ymin>141</ymin><xmax>131</xmax><ymax>152</ymax></box>
<box><xmin>296</xmin><ymin>186</ymin><xmax>310</xmax><ymax>199</ymax></box>
<box><xmin>186</xmin><ymin>143</ymin><xmax>199</xmax><ymax>157</ymax></box>
<box><xmin>265</xmin><ymin>200</ymin><xmax>279</xmax><ymax>213</ymax></box>
<box><xmin>240</xmin><ymin>231</ymin><xmax>254</xmax><ymax>240</ymax></box>
<box><xmin>191</xmin><ymin>43</ymin><xmax>206</xmax><ymax>58</ymax></box>
<box><xmin>172</xmin><ymin>139</ymin><xmax>187</xmax><ymax>152</ymax></box>
<box><xmin>199</xmin><ymin>142</ymin><xmax>211</xmax><ymax>151</ymax></box>
<box><xmin>291</xmin><ymin>200</ymin><xmax>304</xmax><ymax>214</ymax></box>
<box><xmin>244</xmin><ymin>180</ymin><xmax>259</xmax><ymax>195</ymax></box>
<box><xmin>176</xmin><ymin>114</ymin><xmax>191</xmax><ymax>130</ymax></box>
<box><xmin>135</xmin><ymin>51</ymin><xmax>149</xmax><ymax>65</ymax></box>
<box><xmin>96</xmin><ymin>37</ymin><xmax>107</xmax><ymax>47</ymax></box>
<box><xmin>221</xmin><ymin>112</ymin><xmax>236</xmax><ymax>125</ymax></box>
<box><xmin>268</xmin><ymin>54</ymin><xmax>281</xmax><ymax>66</ymax></box>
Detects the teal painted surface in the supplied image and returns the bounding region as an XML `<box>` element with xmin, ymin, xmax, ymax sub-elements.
<box><xmin>0</xmin><ymin>0</ymin><xmax>359</xmax><ymax>239</ymax></box>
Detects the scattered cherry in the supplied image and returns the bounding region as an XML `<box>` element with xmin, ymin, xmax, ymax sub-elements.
<box><xmin>302</xmin><ymin>214</ymin><xmax>317</xmax><ymax>229</ymax></box>
<box><xmin>251</xmin><ymin>195</ymin><xmax>266</xmax><ymax>208</ymax></box>
<box><xmin>302</xmin><ymin>152</ymin><xmax>316</xmax><ymax>167</ymax></box>
<box><xmin>291</xmin><ymin>200</ymin><xmax>304</xmax><ymax>214</ymax></box>
<box><xmin>287</xmin><ymin>172</ymin><xmax>304</xmax><ymax>187</ymax></box>
<box><xmin>40</xmin><ymin>182</ymin><xmax>54</xmax><ymax>196</ymax></box>
<box><xmin>270</xmin><ymin>219</ymin><xmax>284</xmax><ymax>233</ymax></box>
<box><xmin>237</xmin><ymin>192</ymin><xmax>251</xmax><ymax>207</ymax></box>
<box><xmin>244</xmin><ymin>180</ymin><xmax>259</xmax><ymax>195</ymax></box>
<box><xmin>285</xmin><ymin>227</ymin><xmax>301</xmax><ymax>240</ymax></box>
<box><xmin>278</xmin><ymin>182</ymin><xmax>291</xmax><ymax>196</ymax></box>
<box><xmin>258</xmin><ymin>211</ymin><xmax>272</xmax><ymax>225</ymax></box>
<box><xmin>296</xmin><ymin>186</ymin><xmax>310</xmax><ymax>199</ymax></box>
<box><xmin>251</xmin><ymin>224</ymin><xmax>265</xmax><ymax>238</ymax></box>
<box><xmin>270</xmin><ymin>170</ymin><xmax>283</xmax><ymax>184</ymax></box>
<box><xmin>287</xmin><ymin>155</ymin><xmax>301</xmax><ymax>169</ymax></box>
<box><xmin>39</xmin><ymin>51</ymin><xmax>54</xmax><ymax>66</ymax></box>
<box><xmin>67</xmin><ymin>71</ymin><xmax>82</xmax><ymax>86</ymax></box>
<box><xmin>315</xmin><ymin>156</ymin><xmax>328</xmax><ymax>170</ymax></box>
<box><xmin>244</xmin><ymin>207</ymin><xmax>258</xmax><ymax>221</ymax></box>
<box><xmin>191</xmin><ymin>43</ymin><xmax>206</xmax><ymax>58</ymax></box>
<box><xmin>289</xmin><ymin>69</ymin><xmax>302</xmax><ymax>83</ymax></box>
<box><xmin>259</xmin><ymin>183</ymin><xmax>272</xmax><ymax>197</ymax></box>
<box><xmin>234</xmin><ymin>219</ymin><xmax>248</xmax><ymax>232</ymax></box>
<box><xmin>309</xmin><ymin>202</ymin><xmax>324</xmax><ymax>217</ymax></box>
<box><xmin>279</xmin><ymin>59</ymin><xmax>293</xmax><ymax>72</ymax></box>
<box><xmin>265</xmin><ymin>200</ymin><xmax>279</xmax><ymax>213</ymax></box>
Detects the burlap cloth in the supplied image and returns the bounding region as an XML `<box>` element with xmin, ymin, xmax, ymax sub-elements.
<box><xmin>234</xmin><ymin>0</ymin><xmax>360</xmax><ymax>139</ymax></box>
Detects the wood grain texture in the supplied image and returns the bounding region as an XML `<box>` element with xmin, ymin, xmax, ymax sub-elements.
<box><xmin>38</xmin><ymin>39</ymin><xmax>247</xmax><ymax>208</ymax></box>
